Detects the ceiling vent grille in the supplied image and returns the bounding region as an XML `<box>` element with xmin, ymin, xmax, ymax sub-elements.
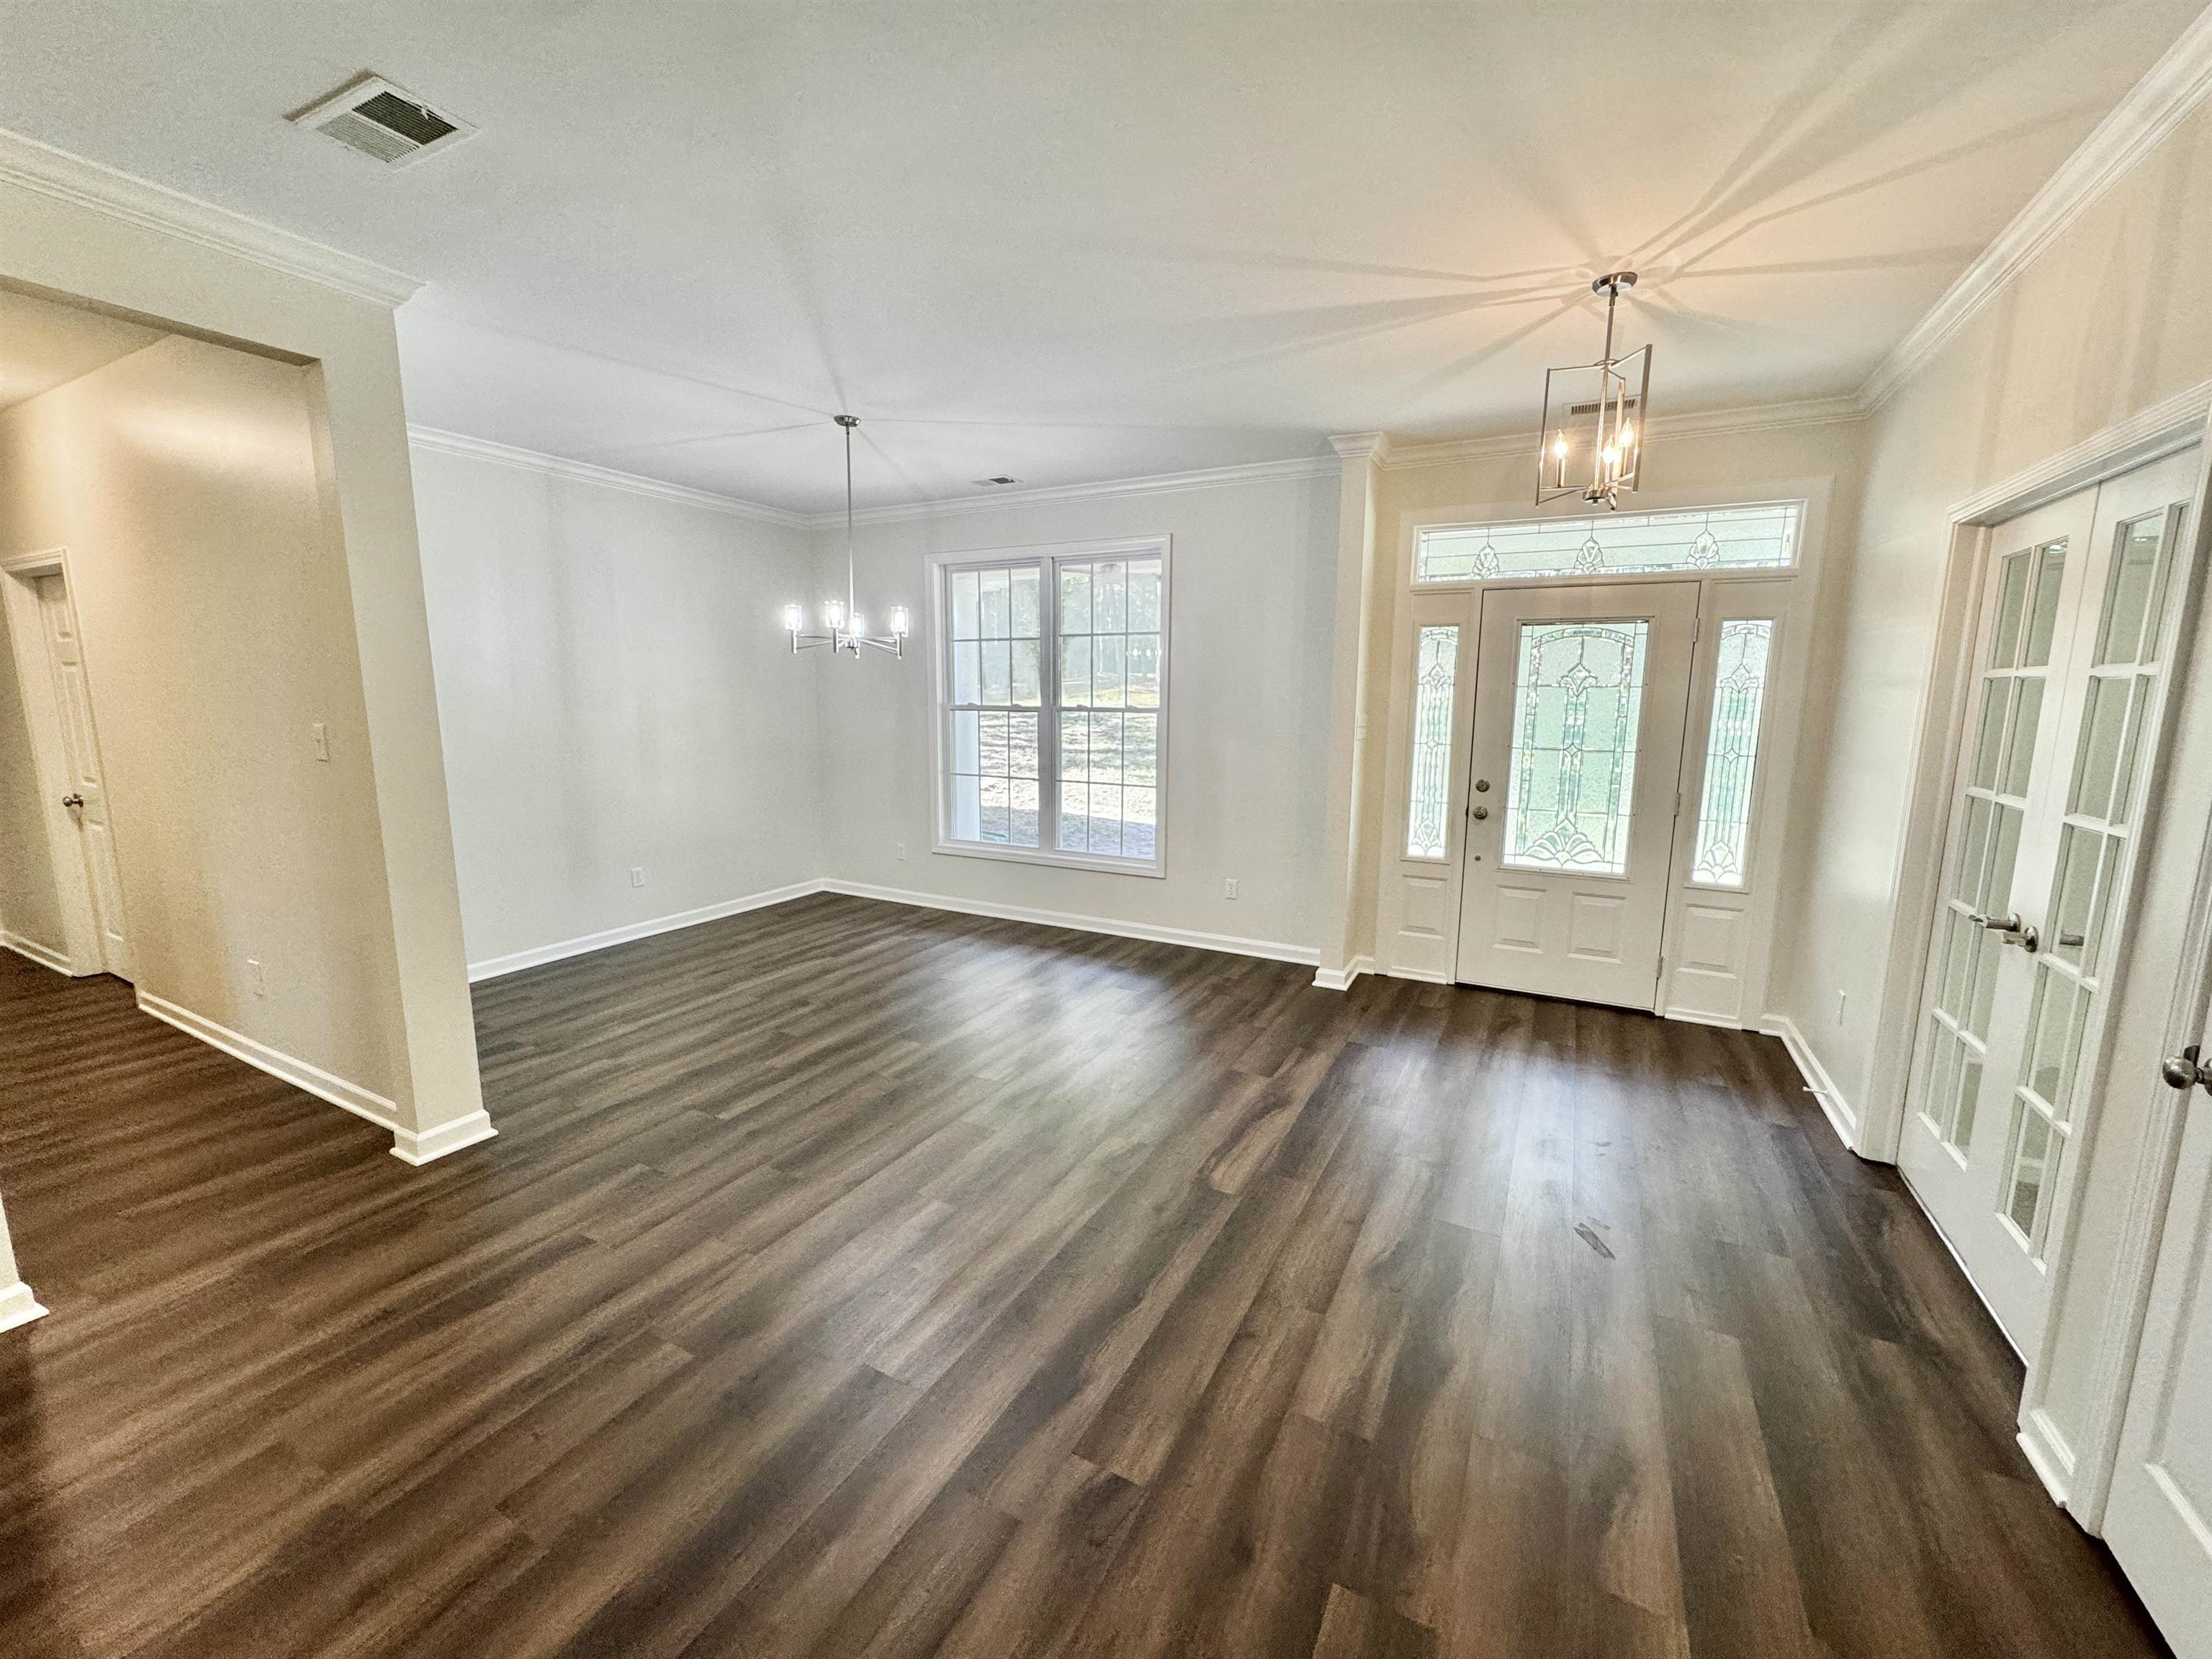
<box><xmin>289</xmin><ymin>74</ymin><xmax>477</xmax><ymax>168</ymax></box>
<box><xmin>973</xmin><ymin>476</ymin><xmax>1022</xmax><ymax>487</ymax></box>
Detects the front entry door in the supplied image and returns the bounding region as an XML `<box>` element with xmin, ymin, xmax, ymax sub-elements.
<box><xmin>1900</xmin><ymin>450</ymin><xmax>2198</xmax><ymax>1356</ymax></box>
<box><xmin>1455</xmin><ymin>581</ymin><xmax>1697</xmax><ymax>1009</ymax></box>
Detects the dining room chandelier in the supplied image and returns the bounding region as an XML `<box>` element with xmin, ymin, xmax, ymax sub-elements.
<box><xmin>781</xmin><ymin>415</ymin><xmax>908</xmax><ymax>657</ymax></box>
<box><xmin>1536</xmin><ymin>271</ymin><xmax>1652</xmax><ymax>509</ymax></box>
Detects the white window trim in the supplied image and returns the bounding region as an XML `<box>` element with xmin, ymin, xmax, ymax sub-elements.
<box><xmin>927</xmin><ymin>535</ymin><xmax>1172</xmax><ymax>879</ymax></box>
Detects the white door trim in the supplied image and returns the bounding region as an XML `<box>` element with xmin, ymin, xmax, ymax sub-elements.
<box><xmin>1861</xmin><ymin>382</ymin><xmax>2212</xmax><ymax>1165</ymax></box>
<box><xmin>0</xmin><ymin>546</ymin><xmax>114</xmax><ymax>976</ymax></box>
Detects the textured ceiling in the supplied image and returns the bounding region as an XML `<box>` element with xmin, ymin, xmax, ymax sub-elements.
<box><xmin>0</xmin><ymin>1</ymin><xmax>2200</xmax><ymax>510</ymax></box>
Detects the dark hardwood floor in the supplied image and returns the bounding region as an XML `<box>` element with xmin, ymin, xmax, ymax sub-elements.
<box><xmin>0</xmin><ymin>893</ymin><xmax>2169</xmax><ymax>1658</ymax></box>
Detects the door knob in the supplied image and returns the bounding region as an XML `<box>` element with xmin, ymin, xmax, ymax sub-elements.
<box><xmin>2163</xmin><ymin>1046</ymin><xmax>2210</xmax><ymax>1094</ymax></box>
<box><xmin>1470</xmin><ymin>805</ymin><xmax>1489</xmax><ymax>821</ymax></box>
<box><xmin>1473</xmin><ymin>778</ymin><xmax>1491</xmax><ymax>793</ymax></box>
<box><xmin>60</xmin><ymin>793</ymin><xmax>83</xmax><ymax>809</ymax></box>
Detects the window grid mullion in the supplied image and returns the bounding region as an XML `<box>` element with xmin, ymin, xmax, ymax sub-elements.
<box><xmin>1040</xmin><ymin>556</ymin><xmax>1059</xmax><ymax>855</ymax></box>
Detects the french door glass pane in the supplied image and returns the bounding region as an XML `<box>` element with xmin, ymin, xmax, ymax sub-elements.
<box><xmin>1690</xmin><ymin>619</ymin><xmax>1773</xmax><ymax>888</ymax></box>
<box><xmin>2096</xmin><ymin>511</ymin><xmax>2174</xmax><ymax>666</ymax></box>
<box><xmin>1406</xmin><ymin>626</ymin><xmax>1459</xmax><ymax>860</ymax></box>
<box><xmin>1501</xmin><ymin>620</ymin><xmax>1650</xmax><ymax>876</ymax></box>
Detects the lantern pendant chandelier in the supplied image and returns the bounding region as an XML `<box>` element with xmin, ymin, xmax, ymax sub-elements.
<box><xmin>781</xmin><ymin>414</ymin><xmax>908</xmax><ymax>657</ymax></box>
<box><xmin>1537</xmin><ymin>271</ymin><xmax>1653</xmax><ymax>510</ymax></box>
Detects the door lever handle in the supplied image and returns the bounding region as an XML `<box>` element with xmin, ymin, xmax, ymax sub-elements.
<box><xmin>1970</xmin><ymin>912</ymin><xmax>2039</xmax><ymax>952</ymax></box>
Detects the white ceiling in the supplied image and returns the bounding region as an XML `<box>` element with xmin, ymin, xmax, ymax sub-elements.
<box><xmin>0</xmin><ymin>2</ymin><xmax>2200</xmax><ymax>512</ymax></box>
<box><xmin>0</xmin><ymin>287</ymin><xmax>164</xmax><ymax>411</ymax></box>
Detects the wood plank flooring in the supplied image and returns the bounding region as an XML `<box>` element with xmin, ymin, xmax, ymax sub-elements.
<box><xmin>0</xmin><ymin>893</ymin><xmax>2170</xmax><ymax>1658</ymax></box>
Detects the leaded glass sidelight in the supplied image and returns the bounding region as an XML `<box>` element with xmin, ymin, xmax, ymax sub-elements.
<box><xmin>1690</xmin><ymin>621</ymin><xmax>1773</xmax><ymax>887</ymax></box>
<box><xmin>1406</xmin><ymin>627</ymin><xmax>1460</xmax><ymax>860</ymax></box>
<box><xmin>1501</xmin><ymin>621</ymin><xmax>1650</xmax><ymax>876</ymax></box>
<box><xmin>1418</xmin><ymin>501</ymin><xmax>1799</xmax><ymax>584</ymax></box>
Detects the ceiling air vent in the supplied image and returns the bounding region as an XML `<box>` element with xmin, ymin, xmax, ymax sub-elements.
<box><xmin>973</xmin><ymin>476</ymin><xmax>1022</xmax><ymax>487</ymax></box>
<box><xmin>289</xmin><ymin>74</ymin><xmax>477</xmax><ymax>168</ymax></box>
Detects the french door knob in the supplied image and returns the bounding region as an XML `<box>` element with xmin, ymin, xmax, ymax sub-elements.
<box><xmin>1971</xmin><ymin>911</ymin><xmax>2039</xmax><ymax>952</ymax></box>
<box><xmin>60</xmin><ymin>793</ymin><xmax>84</xmax><ymax>809</ymax></box>
<box><xmin>2163</xmin><ymin>1046</ymin><xmax>2209</xmax><ymax>1094</ymax></box>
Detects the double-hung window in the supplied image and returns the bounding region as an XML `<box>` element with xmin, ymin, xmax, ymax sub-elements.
<box><xmin>937</xmin><ymin>538</ymin><xmax>1168</xmax><ymax>875</ymax></box>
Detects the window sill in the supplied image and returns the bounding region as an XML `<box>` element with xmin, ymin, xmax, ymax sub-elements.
<box><xmin>932</xmin><ymin>839</ymin><xmax>1166</xmax><ymax>880</ymax></box>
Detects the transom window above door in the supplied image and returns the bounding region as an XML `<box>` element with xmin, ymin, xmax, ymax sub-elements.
<box><xmin>1416</xmin><ymin>500</ymin><xmax>1801</xmax><ymax>584</ymax></box>
<box><xmin>935</xmin><ymin>539</ymin><xmax>1168</xmax><ymax>876</ymax></box>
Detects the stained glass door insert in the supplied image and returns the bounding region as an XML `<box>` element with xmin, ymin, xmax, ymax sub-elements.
<box><xmin>1501</xmin><ymin>621</ymin><xmax>1650</xmax><ymax>876</ymax></box>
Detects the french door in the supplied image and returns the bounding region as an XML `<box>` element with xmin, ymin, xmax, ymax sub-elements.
<box><xmin>1454</xmin><ymin>581</ymin><xmax>1697</xmax><ymax>1008</ymax></box>
<box><xmin>1902</xmin><ymin>451</ymin><xmax>2199</xmax><ymax>1355</ymax></box>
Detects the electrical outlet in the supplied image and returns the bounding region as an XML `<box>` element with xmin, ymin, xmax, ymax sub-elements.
<box><xmin>896</xmin><ymin>842</ymin><xmax>907</xmax><ymax>861</ymax></box>
<box><xmin>310</xmin><ymin>721</ymin><xmax>330</xmax><ymax>762</ymax></box>
<box><xmin>1223</xmin><ymin>878</ymin><xmax>1239</xmax><ymax>900</ymax></box>
<box><xmin>630</xmin><ymin>867</ymin><xmax>646</xmax><ymax>889</ymax></box>
<box><xmin>246</xmin><ymin>957</ymin><xmax>266</xmax><ymax>999</ymax></box>
<box><xmin>1836</xmin><ymin>989</ymin><xmax>1848</xmax><ymax>1023</ymax></box>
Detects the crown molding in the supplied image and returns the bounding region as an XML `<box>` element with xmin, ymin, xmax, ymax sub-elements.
<box><xmin>818</xmin><ymin>451</ymin><xmax>1339</xmax><ymax>529</ymax></box>
<box><xmin>407</xmin><ymin>426</ymin><xmax>811</xmax><ymax>527</ymax></box>
<box><xmin>0</xmin><ymin>127</ymin><xmax>423</xmax><ymax>307</ymax></box>
<box><xmin>1377</xmin><ymin>392</ymin><xmax>1865</xmax><ymax>472</ymax></box>
<box><xmin>1328</xmin><ymin>431</ymin><xmax>1392</xmax><ymax>464</ymax></box>
<box><xmin>1858</xmin><ymin>7</ymin><xmax>2212</xmax><ymax>413</ymax></box>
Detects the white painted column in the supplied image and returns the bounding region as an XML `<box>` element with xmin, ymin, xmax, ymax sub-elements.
<box><xmin>1316</xmin><ymin>432</ymin><xmax>1390</xmax><ymax>989</ymax></box>
<box><xmin>0</xmin><ymin>1190</ymin><xmax>48</xmax><ymax>1334</ymax></box>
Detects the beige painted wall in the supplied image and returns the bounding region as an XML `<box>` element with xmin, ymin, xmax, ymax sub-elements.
<box><xmin>0</xmin><ymin>603</ymin><xmax>65</xmax><ymax>955</ymax></box>
<box><xmin>1771</xmin><ymin>100</ymin><xmax>2212</xmax><ymax>1110</ymax></box>
<box><xmin>0</xmin><ymin>174</ymin><xmax>484</xmax><ymax>1150</ymax></box>
<box><xmin>0</xmin><ymin>335</ymin><xmax>413</xmax><ymax>1102</ymax></box>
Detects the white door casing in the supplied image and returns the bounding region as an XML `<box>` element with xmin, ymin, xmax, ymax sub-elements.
<box><xmin>1454</xmin><ymin>580</ymin><xmax>1699</xmax><ymax>1010</ymax></box>
<box><xmin>1902</xmin><ymin>452</ymin><xmax>2199</xmax><ymax>1357</ymax></box>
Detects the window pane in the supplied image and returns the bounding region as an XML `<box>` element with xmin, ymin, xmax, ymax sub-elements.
<box><xmin>981</xmin><ymin>640</ymin><xmax>1010</xmax><ymax>704</ymax></box>
<box><xmin>951</xmin><ymin>709</ymin><xmax>980</xmax><ymax>774</ymax></box>
<box><xmin>2000</xmin><ymin>677</ymin><xmax>2043</xmax><ymax>799</ymax></box>
<box><xmin>1416</xmin><ymin>501</ymin><xmax>1799</xmax><ymax>583</ymax></box>
<box><xmin>1125</xmin><ymin>713</ymin><xmax>1158</xmax><ymax>786</ymax></box>
<box><xmin>1012</xmin><ymin>638</ymin><xmax>1041</xmax><ymax>706</ymax></box>
<box><xmin>1124</xmin><ymin>788</ymin><xmax>1157</xmax><ymax>860</ymax></box>
<box><xmin>1128</xmin><ymin>561</ymin><xmax>1161</xmax><ymax>631</ymax></box>
<box><xmin>1501</xmin><ymin>620</ymin><xmax>1649</xmax><ymax>876</ymax></box>
<box><xmin>2007</xmin><ymin>1107</ymin><xmax>2054</xmax><ymax>1241</ymax></box>
<box><xmin>1059</xmin><ymin>565</ymin><xmax>1092</xmax><ymax>635</ymax></box>
<box><xmin>979</xmin><ymin>567</ymin><xmax>1010</xmax><ymax>638</ymax></box>
<box><xmin>1095</xmin><ymin>562</ymin><xmax>1127</xmax><ymax>632</ymax></box>
<box><xmin>1406</xmin><ymin>626</ymin><xmax>1460</xmax><ymax>860</ymax></box>
<box><xmin>2098</xmin><ymin>512</ymin><xmax>2170</xmax><ymax>666</ymax></box>
<box><xmin>1010</xmin><ymin>567</ymin><xmax>1041</xmax><ymax>639</ymax></box>
<box><xmin>953</xmin><ymin>641</ymin><xmax>980</xmax><ymax>706</ymax></box>
<box><xmin>1689</xmin><ymin>619</ymin><xmax>1771</xmax><ymax>887</ymax></box>
<box><xmin>2022</xmin><ymin>541</ymin><xmax>2067</xmax><ymax>667</ymax></box>
<box><xmin>1062</xmin><ymin>635</ymin><xmax>1092</xmax><ymax>705</ymax></box>
<box><xmin>1094</xmin><ymin>634</ymin><xmax>1125</xmax><ymax>706</ymax></box>
<box><xmin>1128</xmin><ymin>634</ymin><xmax>1161</xmax><ymax>708</ymax></box>
<box><xmin>952</xmin><ymin>570</ymin><xmax>981</xmax><ymax>640</ymax></box>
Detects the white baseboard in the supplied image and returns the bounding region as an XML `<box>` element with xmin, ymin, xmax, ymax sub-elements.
<box><xmin>0</xmin><ymin>1280</ymin><xmax>48</xmax><ymax>1334</ymax></box>
<box><xmin>2</xmin><ymin>930</ymin><xmax>76</xmax><ymax>974</ymax></box>
<box><xmin>1384</xmin><ymin>965</ymin><xmax>1452</xmax><ymax>984</ymax></box>
<box><xmin>1313</xmin><ymin>953</ymin><xmax>1374</xmax><ymax>992</ymax></box>
<box><xmin>135</xmin><ymin>989</ymin><xmax>400</xmax><ymax>1132</ymax></box>
<box><xmin>392</xmin><ymin>1110</ymin><xmax>498</xmax><ymax>1167</ymax></box>
<box><xmin>466</xmin><ymin>879</ymin><xmax>829</xmax><ymax>981</ymax></box>
<box><xmin>1664</xmin><ymin>1006</ymin><xmax>1746</xmax><ymax>1030</ymax></box>
<box><xmin>822</xmin><ymin>879</ymin><xmax>1320</xmax><ymax>966</ymax></box>
<box><xmin>1761</xmin><ymin>1012</ymin><xmax>1861</xmax><ymax>1153</ymax></box>
<box><xmin>2018</xmin><ymin>1408</ymin><xmax>2077</xmax><ymax>1509</ymax></box>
